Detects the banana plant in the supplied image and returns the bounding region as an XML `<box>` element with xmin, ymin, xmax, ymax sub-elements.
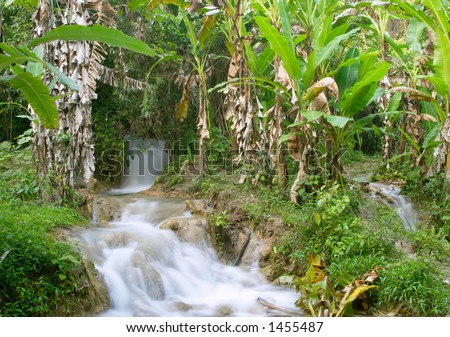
<box><xmin>180</xmin><ymin>10</ymin><xmax>212</xmax><ymax>176</ymax></box>
<box><xmin>282</xmin><ymin>51</ymin><xmax>390</xmax><ymax>182</ymax></box>
<box><xmin>295</xmin><ymin>254</ymin><xmax>379</xmax><ymax>317</ymax></box>
<box><xmin>254</xmin><ymin>0</ymin><xmax>385</xmax><ymax>200</ymax></box>
<box><xmin>393</xmin><ymin>0</ymin><xmax>450</xmax><ymax>187</ymax></box>
<box><xmin>0</xmin><ymin>24</ymin><xmax>155</xmax><ymax>129</ymax></box>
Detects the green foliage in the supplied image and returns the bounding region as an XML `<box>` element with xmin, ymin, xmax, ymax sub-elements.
<box><xmin>206</xmin><ymin>126</ymin><xmax>232</xmax><ymax>173</ymax></box>
<box><xmin>0</xmin><ymin>143</ymin><xmax>89</xmax><ymax>316</ymax></box>
<box><xmin>403</xmin><ymin>170</ymin><xmax>450</xmax><ymax>241</ymax></box>
<box><xmin>254</xmin><ymin>15</ymin><xmax>301</xmax><ymax>82</ymax></box>
<box><xmin>165</xmin><ymin>174</ymin><xmax>183</xmax><ymax>190</ymax></box>
<box><xmin>0</xmin><ymin>201</ymin><xmax>88</xmax><ymax>316</ymax></box>
<box><xmin>295</xmin><ymin>254</ymin><xmax>379</xmax><ymax>317</ymax></box>
<box><xmin>6</xmin><ymin>70</ymin><xmax>58</xmax><ymax>128</ymax></box>
<box><xmin>0</xmin><ymin>143</ymin><xmax>37</xmax><ymax>202</ymax></box>
<box><xmin>408</xmin><ymin>227</ymin><xmax>450</xmax><ymax>261</ymax></box>
<box><xmin>209</xmin><ymin>210</ymin><xmax>230</xmax><ymax>228</ymax></box>
<box><xmin>28</xmin><ymin>24</ymin><xmax>156</xmax><ymax>57</ymax></box>
<box><xmin>377</xmin><ymin>257</ymin><xmax>449</xmax><ymax>316</ymax></box>
<box><xmin>297</xmin><ymin>185</ymin><xmax>398</xmax><ymax>261</ymax></box>
<box><xmin>0</xmin><ymin>143</ymin><xmax>81</xmax><ymax>205</ymax></box>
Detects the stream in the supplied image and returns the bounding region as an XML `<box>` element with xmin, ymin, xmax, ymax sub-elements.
<box><xmin>76</xmin><ymin>140</ymin><xmax>418</xmax><ymax>317</ymax></box>
<box><xmin>368</xmin><ymin>182</ymin><xmax>417</xmax><ymax>230</ymax></box>
<box><xmin>76</xmin><ymin>139</ymin><xmax>298</xmax><ymax>317</ymax></box>
<box><xmin>78</xmin><ymin>195</ymin><xmax>298</xmax><ymax>316</ymax></box>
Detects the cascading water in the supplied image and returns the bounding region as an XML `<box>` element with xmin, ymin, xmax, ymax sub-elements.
<box><xmin>369</xmin><ymin>182</ymin><xmax>417</xmax><ymax>230</ymax></box>
<box><xmin>79</xmin><ymin>137</ymin><xmax>298</xmax><ymax>316</ymax></box>
<box><xmin>77</xmin><ymin>197</ymin><xmax>298</xmax><ymax>317</ymax></box>
<box><xmin>111</xmin><ymin>138</ymin><xmax>168</xmax><ymax>194</ymax></box>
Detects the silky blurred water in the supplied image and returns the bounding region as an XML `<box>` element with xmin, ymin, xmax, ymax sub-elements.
<box><xmin>77</xmin><ymin>197</ymin><xmax>299</xmax><ymax>317</ymax></box>
<box><xmin>369</xmin><ymin>182</ymin><xmax>417</xmax><ymax>230</ymax></box>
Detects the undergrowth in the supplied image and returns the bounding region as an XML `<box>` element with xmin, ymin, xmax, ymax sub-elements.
<box><xmin>0</xmin><ymin>143</ymin><xmax>91</xmax><ymax>316</ymax></box>
<box><xmin>198</xmin><ymin>169</ymin><xmax>450</xmax><ymax>316</ymax></box>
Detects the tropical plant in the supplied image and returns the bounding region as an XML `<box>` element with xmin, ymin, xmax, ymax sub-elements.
<box><xmin>253</xmin><ymin>0</ymin><xmax>389</xmax><ymax>200</ymax></box>
<box><xmin>295</xmin><ymin>254</ymin><xmax>379</xmax><ymax>317</ymax></box>
<box><xmin>392</xmin><ymin>0</ymin><xmax>450</xmax><ymax>189</ymax></box>
<box><xmin>1</xmin><ymin>0</ymin><xmax>155</xmax><ymax>202</ymax></box>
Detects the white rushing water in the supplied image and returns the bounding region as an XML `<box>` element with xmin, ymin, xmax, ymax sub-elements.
<box><xmin>78</xmin><ymin>197</ymin><xmax>298</xmax><ymax>317</ymax></box>
<box><xmin>110</xmin><ymin>138</ymin><xmax>168</xmax><ymax>194</ymax></box>
<box><xmin>369</xmin><ymin>182</ymin><xmax>417</xmax><ymax>230</ymax></box>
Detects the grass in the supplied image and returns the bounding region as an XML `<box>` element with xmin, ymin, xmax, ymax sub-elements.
<box><xmin>0</xmin><ymin>143</ymin><xmax>93</xmax><ymax>316</ymax></box>
<box><xmin>0</xmin><ymin>200</ymin><xmax>91</xmax><ymax>316</ymax></box>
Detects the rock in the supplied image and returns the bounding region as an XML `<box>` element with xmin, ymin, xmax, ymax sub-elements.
<box><xmin>131</xmin><ymin>252</ymin><xmax>165</xmax><ymax>300</ymax></box>
<box><xmin>93</xmin><ymin>196</ymin><xmax>126</xmax><ymax>222</ymax></box>
<box><xmin>185</xmin><ymin>199</ymin><xmax>209</xmax><ymax>216</ymax></box>
<box><xmin>171</xmin><ymin>301</ymin><xmax>193</xmax><ymax>312</ymax></box>
<box><xmin>395</xmin><ymin>240</ymin><xmax>415</xmax><ymax>255</ymax></box>
<box><xmin>272</xmin><ymin>275</ymin><xmax>295</xmax><ymax>287</ymax></box>
<box><xmin>160</xmin><ymin>216</ymin><xmax>210</xmax><ymax>246</ymax></box>
<box><xmin>104</xmin><ymin>232</ymin><xmax>133</xmax><ymax>248</ymax></box>
<box><xmin>74</xmin><ymin>259</ymin><xmax>110</xmax><ymax>316</ymax></box>
<box><xmin>216</xmin><ymin>305</ymin><xmax>233</xmax><ymax>316</ymax></box>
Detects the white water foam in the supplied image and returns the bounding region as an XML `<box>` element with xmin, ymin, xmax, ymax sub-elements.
<box><xmin>109</xmin><ymin>138</ymin><xmax>168</xmax><ymax>194</ymax></box>
<box><xmin>78</xmin><ymin>198</ymin><xmax>299</xmax><ymax>317</ymax></box>
<box><xmin>369</xmin><ymin>182</ymin><xmax>417</xmax><ymax>230</ymax></box>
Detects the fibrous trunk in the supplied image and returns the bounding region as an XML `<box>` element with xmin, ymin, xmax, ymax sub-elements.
<box><xmin>224</xmin><ymin>1</ymin><xmax>256</xmax><ymax>176</ymax></box>
<box><xmin>437</xmin><ymin>112</ymin><xmax>450</xmax><ymax>191</ymax></box>
<box><xmin>31</xmin><ymin>0</ymin><xmax>105</xmax><ymax>202</ymax></box>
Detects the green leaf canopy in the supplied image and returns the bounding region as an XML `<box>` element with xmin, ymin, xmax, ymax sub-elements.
<box><xmin>28</xmin><ymin>24</ymin><xmax>156</xmax><ymax>57</ymax></box>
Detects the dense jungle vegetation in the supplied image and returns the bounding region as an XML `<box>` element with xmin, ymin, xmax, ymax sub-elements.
<box><xmin>0</xmin><ymin>0</ymin><xmax>449</xmax><ymax>316</ymax></box>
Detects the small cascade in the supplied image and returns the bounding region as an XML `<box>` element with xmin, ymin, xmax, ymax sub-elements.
<box><xmin>112</xmin><ymin>138</ymin><xmax>168</xmax><ymax>194</ymax></box>
<box><xmin>369</xmin><ymin>182</ymin><xmax>417</xmax><ymax>230</ymax></box>
<box><xmin>77</xmin><ymin>198</ymin><xmax>298</xmax><ymax>317</ymax></box>
<box><xmin>80</xmin><ymin>136</ymin><xmax>298</xmax><ymax>316</ymax></box>
<box><xmin>92</xmin><ymin>198</ymin><xmax>98</xmax><ymax>224</ymax></box>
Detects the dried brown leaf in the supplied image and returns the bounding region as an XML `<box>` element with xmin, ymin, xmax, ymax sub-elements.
<box><xmin>389</xmin><ymin>86</ymin><xmax>434</xmax><ymax>102</ymax></box>
<box><xmin>303</xmin><ymin>77</ymin><xmax>339</xmax><ymax>102</ymax></box>
<box><xmin>311</xmin><ymin>92</ymin><xmax>330</xmax><ymax>114</ymax></box>
<box><xmin>176</xmin><ymin>84</ymin><xmax>190</xmax><ymax>122</ymax></box>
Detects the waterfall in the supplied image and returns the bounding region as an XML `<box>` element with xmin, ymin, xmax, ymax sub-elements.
<box><xmin>77</xmin><ymin>198</ymin><xmax>298</xmax><ymax>317</ymax></box>
<box><xmin>369</xmin><ymin>182</ymin><xmax>417</xmax><ymax>230</ymax></box>
<box><xmin>113</xmin><ymin>138</ymin><xmax>168</xmax><ymax>194</ymax></box>
<box><xmin>79</xmin><ymin>137</ymin><xmax>298</xmax><ymax>316</ymax></box>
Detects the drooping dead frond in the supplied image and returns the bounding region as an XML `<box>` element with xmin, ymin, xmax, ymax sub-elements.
<box><xmin>311</xmin><ymin>92</ymin><xmax>331</xmax><ymax>114</ymax></box>
<box><xmin>389</xmin><ymin>86</ymin><xmax>434</xmax><ymax>102</ymax></box>
<box><xmin>84</xmin><ymin>0</ymin><xmax>117</xmax><ymax>28</ymax></box>
<box><xmin>303</xmin><ymin>77</ymin><xmax>339</xmax><ymax>103</ymax></box>
<box><xmin>188</xmin><ymin>0</ymin><xmax>204</xmax><ymax>13</ymax></box>
<box><xmin>333</xmin><ymin>8</ymin><xmax>357</xmax><ymax>24</ymax></box>
<box><xmin>123</xmin><ymin>76</ymin><xmax>146</xmax><ymax>91</ymax></box>
<box><xmin>85</xmin><ymin>0</ymin><xmax>118</xmax><ymax>94</ymax></box>
<box><xmin>94</xmin><ymin>63</ymin><xmax>146</xmax><ymax>90</ymax></box>
<box><xmin>175</xmin><ymin>72</ymin><xmax>194</xmax><ymax>122</ymax></box>
<box><xmin>274</xmin><ymin>62</ymin><xmax>293</xmax><ymax>90</ymax></box>
<box><xmin>95</xmin><ymin>61</ymin><xmax>117</xmax><ymax>87</ymax></box>
<box><xmin>86</xmin><ymin>0</ymin><xmax>144</xmax><ymax>94</ymax></box>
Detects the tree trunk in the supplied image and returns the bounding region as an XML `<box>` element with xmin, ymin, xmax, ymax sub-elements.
<box><xmin>269</xmin><ymin>56</ymin><xmax>288</xmax><ymax>190</ymax></box>
<box><xmin>437</xmin><ymin>112</ymin><xmax>450</xmax><ymax>192</ymax></box>
<box><xmin>223</xmin><ymin>1</ymin><xmax>256</xmax><ymax>175</ymax></box>
<box><xmin>197</xmin><ymin>80</ymin><xmax>209</xmax><ymax>176</ymax></box>
<box><xmin>31</xmin><ymin>0</ymin><xmax>99</xmax><ymax>202</ymax></box>
<box><xmin>274</xmin><ymin>92</ymin><xmax>287</xmax><ymax>190</ymax></box>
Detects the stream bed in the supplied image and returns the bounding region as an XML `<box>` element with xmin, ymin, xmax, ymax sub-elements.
<box><xmin>76</xmin><ymin>195</ymin><xmax>299</xmax><ymax>317</ymax></box>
